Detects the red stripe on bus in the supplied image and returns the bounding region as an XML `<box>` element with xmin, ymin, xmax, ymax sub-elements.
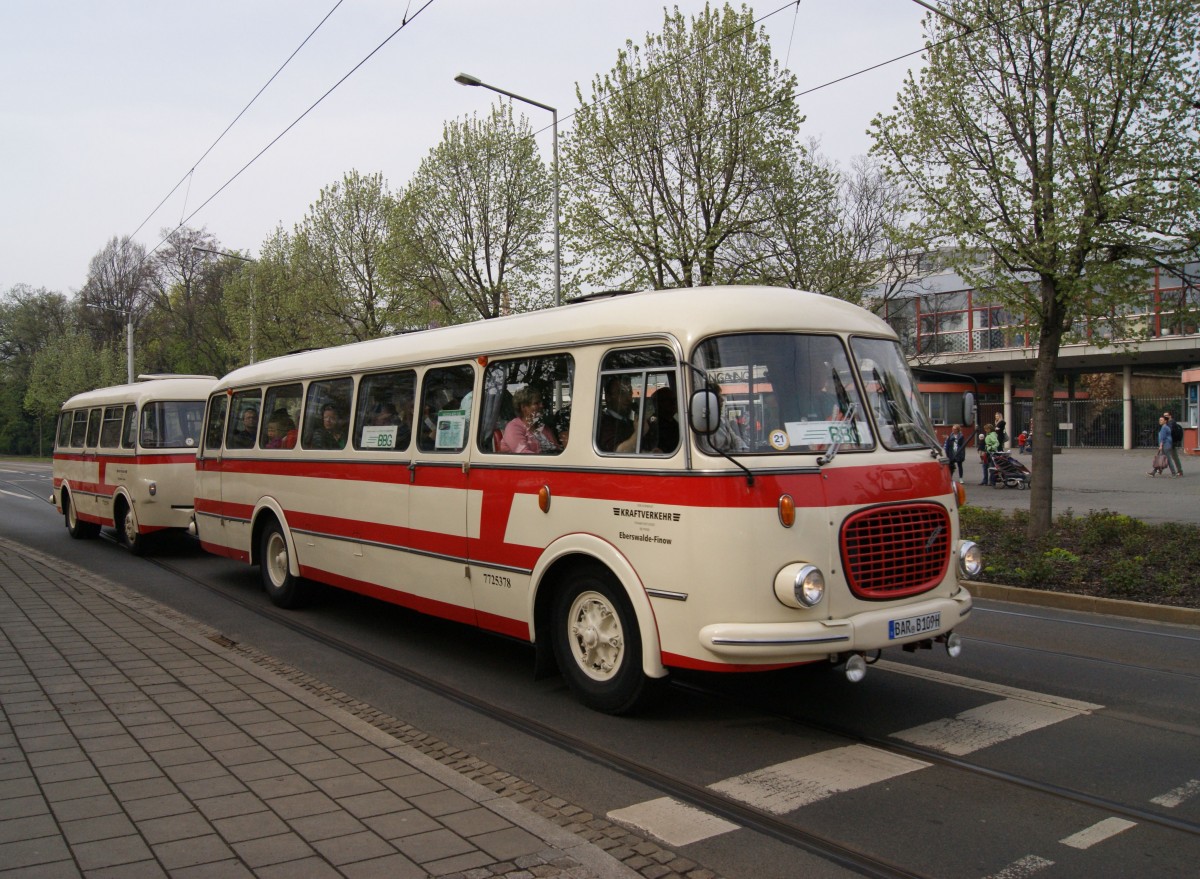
<box><xmin>195</xmin><ymin>458</ymin><xmax>951</xmax><ymax>510</ymax></box>
<box><xmin>299</xmin><ymin>565</ymin><xmax>479</xmax><ymax>628</ymax></box>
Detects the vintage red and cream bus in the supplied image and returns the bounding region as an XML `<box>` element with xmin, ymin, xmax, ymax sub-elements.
<box><xmin>194</xmin><ymin>286</ymin><xmax>979</xmax><ymax>712</ymax></box>
<box><xmin>52</xmin><ymin>376</ymin><xmax>214</xmax><ymax>553</ymax></box>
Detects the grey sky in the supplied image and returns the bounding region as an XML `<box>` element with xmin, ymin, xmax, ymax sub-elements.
<box><xmin>0</xmin><ymin>0</ymin><xmax>928</xmax><ymax>295</ymax></box>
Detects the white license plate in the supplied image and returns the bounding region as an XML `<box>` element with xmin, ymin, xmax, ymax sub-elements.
<box><xmin>888</xmin><ymin>612</ymin><xmax>941</xmax><ymax>640</ymax></box>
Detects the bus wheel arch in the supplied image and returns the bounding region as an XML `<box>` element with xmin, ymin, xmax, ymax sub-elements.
<box><xmin>112</xmin><ymin>491</ymin><xmax>145</xmax><ymax>555</ymax></box>
<box><xmin>531</xmin><ymin>543</ymin><xmax>666</xmax><ymax>715</ymax></box>
<box><xmin>251</xmin><ymin>505</ymin><xmax>308</xmax><ymax>608</ymax></box>
<box><xmin>62</xmin><ymin>487</ymin><xmax>99</xmax><ymax>540</ymax></box>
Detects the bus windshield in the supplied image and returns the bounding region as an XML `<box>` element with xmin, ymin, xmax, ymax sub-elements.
<box><xmin>692</xmin><ymin>333</ymin><xmax>874</xmax><ymax>454</ymax></box>
<box><xmin>850</xmin><ymin>336</ymin><xmax>939</xmax><ymax>451</ymax></box>
<box><xmin>140</xmin><ymin>401</ymin><xmax>205</xmax><ymax>449</ymax></box>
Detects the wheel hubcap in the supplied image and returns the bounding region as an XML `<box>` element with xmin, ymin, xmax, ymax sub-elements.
<box><xmin>266</xmin><ymin>534</ymin><xmax>288</xmax><ymax>587</ymax></box>
<box><xmin>569</xmin><ymin>592</ymin><xmax>624</xmax><ymax>682</ymax></box>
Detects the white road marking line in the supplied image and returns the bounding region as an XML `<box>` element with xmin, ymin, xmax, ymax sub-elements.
<box><xmin>707</xmin><ymin>745</ymin><xmax>928</xmax><ymax>815</ymax></box>
<box><xmin>892</xmin><ymin>701</ymin><xmax>1080</xmax><ymax>754</ymax></box>
<box><xmin>1151</xmin><ymin>778</ymin><xmax>1200</xmax><ymax>808</ymax></box>
<box><xmin>984</xmin><ymin>854</ymin><xmax>1054</xmax><ymax>878</ymax></box>
<box><xmin>877</xmin><ymin>660</ymin><xmax>1103</xmax><ymax>713</ymax></box>
<box><xmin>607</xmin><ymin>797</ymin><xmax>738</xmax><ymax>847</ymax></box>
<box><xmin>892</xmin><ymin>698</ymin><xmax>1079</xmax><ymax>756</ymax></box>
<box><xmin>1059</xmin><ymin>817</ymin><xmax>1136</xmax><ymax>849</ymax></box>
<box><xmin>0</xmin><ymin>488</ymin><xmax>33</xmax><ymax>500</ymax></box>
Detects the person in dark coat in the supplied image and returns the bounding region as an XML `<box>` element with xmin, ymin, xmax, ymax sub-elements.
<box><xmin>943</xmin><ymin>424</ymin><xmax>967</xmax><ymax>479</ymax></box>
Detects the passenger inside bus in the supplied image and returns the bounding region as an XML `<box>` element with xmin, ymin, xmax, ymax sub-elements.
<box><xmin>309</xmin><ymin>403</ymin><xmax>347</xmax><ymax>450</ymax></box>
<box><xmin>231</xmin><ymin>407</ymin><xmax>258</xmax><ymax>448</ymax></box>
<box><xmin>264</xmin><ymin>409</ymin><xmax>297</xmax><ymax>449</ymax></box>
<box><xmin>643</xmin><ymin>387</ymin><xmax>679</xmax><ymax>454</ymax></box>
<box><xmin>597</xmin><ymin>377</ymin><xmax>637</xmax><ymax>452</ymax></box>
<box><xmin>502</xmin><ymin>387</ymin><xmax>559</xmax><ymax>454</ymax></box>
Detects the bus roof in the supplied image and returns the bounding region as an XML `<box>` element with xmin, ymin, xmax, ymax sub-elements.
<box><xmin>61</xmin><ymin>376</ymin><xmax>218</xmax><ymax>411</ymax></box>
<box><xmin>213</xmin><ymin>286</ymin><xmax>896</xmax><ymax>390</ymax></box>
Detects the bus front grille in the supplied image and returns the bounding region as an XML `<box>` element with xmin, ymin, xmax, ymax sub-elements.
<box><xmin>840</xmin><ymin>503</ymin><xmax>951</xmax><ymax>600</ymax></box>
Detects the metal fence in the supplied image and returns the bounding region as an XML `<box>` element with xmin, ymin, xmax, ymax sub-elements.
<box><xmin>1008</xmin><ymin>396</ymin><xmax>1184</xmax><ymax>449</ymax></box>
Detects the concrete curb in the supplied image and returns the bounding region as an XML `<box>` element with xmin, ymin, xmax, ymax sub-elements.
<box><xmin>969</xmin><ymin>580</ymin><xmax>1200</xmax><ymax>627</ymax></box>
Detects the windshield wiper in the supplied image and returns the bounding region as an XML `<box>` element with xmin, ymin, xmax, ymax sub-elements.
<box><xmin>817</xmin><ymin>402</ymin><xmax>857</xmax><ymax>466</ymax></box>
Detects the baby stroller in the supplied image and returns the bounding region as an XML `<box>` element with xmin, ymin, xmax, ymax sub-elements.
<box><xmin>989</xmin><ymin>451</ymin><xmax>1031</xmax><ymax>489</ymax></box>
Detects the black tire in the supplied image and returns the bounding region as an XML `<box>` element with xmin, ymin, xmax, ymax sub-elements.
<box><xmin>64</xmin><ymin>492</ymin><xmax>100</xmax><ymax>540</ymax></box>
<box><xmin>258</xmin><ymin>519</ymin><xmax>308</xmax><ymax>608</ymax></box>
<box><xmin>551</xmin><ymin>566</ymin><xmax>650</xmax><ymax>715</ymax></box>
<box><xmin>117</xmin><ymin>500</ymin><xmax>146</xmax><ymax>556</ymax></box>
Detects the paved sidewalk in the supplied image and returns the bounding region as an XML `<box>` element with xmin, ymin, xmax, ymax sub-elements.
<box><xmin>0</xmin><ymin>539</ymin><xmax>639</xmax><ymax>879</ymax></box>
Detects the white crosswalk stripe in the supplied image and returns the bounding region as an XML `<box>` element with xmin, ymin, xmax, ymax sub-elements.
<box><xmin>891</xmin><ymin>698</ymin><xmax>1082</xmax><ymax>756</ymax></box>
<box><xmin>707</xmin><ymin>744</ymin><xmax>929</xmax><ymax>814</ymax></box>
<box><xmin>607</xmin><ymin>690</ymin><xmax>1095</xmax><ymax>848</ymax></box>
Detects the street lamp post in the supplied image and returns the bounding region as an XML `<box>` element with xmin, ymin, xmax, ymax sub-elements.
<box><xmin>455</xmin><ymin>72</ymin><xmax>560</xmax><ymax>308</ymax></box>
<box><xmin>193</xmin><ymin>246</ymin><xmax>257</xmax><ymax>363</ymax></box>
<box><xmin>86</xmin><ymin>303</ymin><xmax>134</xmax><ymax>384</ymax></box>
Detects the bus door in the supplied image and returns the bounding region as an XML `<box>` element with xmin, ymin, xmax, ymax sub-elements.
<box><xmin>196</xmin><ymin>393</ymin><xmax>229</xmax><ymax>545</ymax></box>
<box><xmin>80</xmin><ymin>407</ymin><xmax>104</xmax><ymax>521</ymax></box>
<box><xmin>405</xmin><ymin>364</ymin><xmax>477</xmax><ymax>624</ymax></box>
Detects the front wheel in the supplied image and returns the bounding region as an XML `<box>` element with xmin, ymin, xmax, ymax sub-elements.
<box><xmin>258</xmin><ymin>520</ymin><xmax>308</xmax><ymax>608</ymax></box>
<box><xmin>551</xmin><ymin>567</ymin><xmax>650</xmax><ymax>715</ymax></box>
<box><xmin>119</xmin><ymin>502</ymin><xmax>146</xmax><ymax>555</ymax></box>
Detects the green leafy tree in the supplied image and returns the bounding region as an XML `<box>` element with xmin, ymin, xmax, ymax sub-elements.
<box><xmin>79</xmin><ymin>235</ymin><xmax>156</xmax><ymax>371</ymax></box>
<box><xmin>226</xmin><ymin>226</ymin><xmax>341</xmax><ymax>362</ymax></box>
<box><xmin>147</xmin><ymin>226</ymin><xmax>237</xmax><ymax>376</ymax></box>
<box><xmin>293</xmin><ymin>170</ymin><xmax>401</xmax><ymax>341</ymax></box>
<box><xmin>24</xmin><ymin>331</ymin><xmax>126</xmax><ymax>426</ymax></box>
<box><xmin>388</xmin><ymin>102</ymin><xmax>553</xmax><ymax>323</ymax></box>
<box><xmin>870</xmin><ymin>0</ymin><xmax>1200</xmax><ymax>537</ymax></box>
<box><xmin>563</xmin><ymin>2</ymin><xmax>818</xmax><ymax>290</ymax></box>
<box><xmin>0</xmin><ymin>285</ymin><xmax>72</xmax><ymax>455</ymax></box>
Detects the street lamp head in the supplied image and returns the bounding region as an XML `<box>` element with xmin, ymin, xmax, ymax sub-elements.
<box><xmin>454</xmin><ymin>72</ymin><xmax>482</xmax><ymax>87</ymax></box>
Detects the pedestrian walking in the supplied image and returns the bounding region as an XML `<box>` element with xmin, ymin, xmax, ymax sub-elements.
<box><xmin>1149</xmin><ymin>415</ymin><xmax>1179</xmax><ymax>477</ymax></box>
<box><xmin>1163</xmin><ymin>410</ymin><xmax>1184</xmax><ymax>477</ymax></box>
<box><xmin>943</xmin><ymin>424</ymin><xmax>967</xmax><ymax>479</ymax></box>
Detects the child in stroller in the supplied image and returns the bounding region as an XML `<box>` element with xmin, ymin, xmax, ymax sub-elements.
<box><xmin>989</xmin><ymin>450</ymin><xmax>1031</xmax><ymax>488</ymax></box>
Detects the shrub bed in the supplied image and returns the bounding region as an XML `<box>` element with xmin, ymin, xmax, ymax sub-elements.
<box><xmin>959</xmin><ymin>506</ymin><xmax>1200</xmax><ymax>609</ymax></box>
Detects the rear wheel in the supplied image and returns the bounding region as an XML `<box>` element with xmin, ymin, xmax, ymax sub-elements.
<box><xmin>551</xmin><ymin>566</ymin><xmax>650</xmax><ymax>715</ymax></box>
<box><xmin>65</xmin><ymin>492</ymin><xmax>100</xmax><ymax>539</ymax></box>
<box><xmin>259</xmin><ymin>520</ymin><xmax>308</xmax><ymax>608</ymax></box>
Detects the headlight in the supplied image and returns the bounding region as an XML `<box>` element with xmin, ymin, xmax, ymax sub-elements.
<box><xmin>958</xmin><ymin>540</ymin><xmax>982</xmax><ymax>579</ymax></box>
<box><xmin>774</xmin><ymin>563</ymin><xmax>825</xmax><ymax>608</ymax></box>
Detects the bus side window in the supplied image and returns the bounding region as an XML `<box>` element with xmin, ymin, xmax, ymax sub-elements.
<box><xmin>302</xmin><ymin>377</ymin><xmax>353</xmax><ymax>451</ymax></box>
<box><xmin>100</xmin><ymin>406</ymin><xmax>124</xmax><ymax>448</ymax></box>
<box><xmin>70</xmin><ymin>410</ymin><xmax>88</xmax><ymax>447</ymax></box>
<box><xmin>262</xmin><ymin>384</ymin><xmax>302</xmax><ymax>451</ymax></box>
<box><xmin>121</xmin><ymin>405</ymin><xmax>137</xmax><ymax>449</ymax></box>
<box><xmin>204</xmin><ymin>395</ymin><xmax>228</xmax><ymax>452</ymax></box>
<box><xmin>480</xmin><ymin>353</ymin><xmax>574</xmax><ymax>454</ymax></box>
<box><xmin>417</xmin><ymin>365</ymin><xmax>474</xmax><ymax>453</ymax></box>
<box><xmin>85</xmin><ymin>408</ymin><xmax>102</xmax><ymax>449</ymax></box>
<box><xmin>227</xmin><ymin>391</ymin><xmax>261</xmax><ymax>449</ymax></box>
<box><xmin>56</xmin><ymin>411</ymin><xmax>73</xmax><ymax>449</ymax></box>
<box><xmin>355</xmin><ymin>371</ymin><xmax>415</xmax><ymax>452</ymax></box>
<box><xmin>596</xmin><ymin>346</ymin><xmax>678</xmax><ymax>455</ymax></box>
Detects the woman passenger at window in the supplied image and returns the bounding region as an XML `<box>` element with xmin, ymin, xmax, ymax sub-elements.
<box><xmin>503</xmin><ymin>387</ymin><xmax>559</xmax><ymax>454</ymax></box>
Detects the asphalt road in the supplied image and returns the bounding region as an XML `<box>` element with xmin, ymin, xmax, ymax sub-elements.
<box><xmin>3</xmin><ymin>458</ymin><xmax>1199</xmax><ymax>879</ymax></box>
<box><xmin>956</xmin><ymin>448</ymin><xmax>1197</xmax><ymax>525</ymax></box>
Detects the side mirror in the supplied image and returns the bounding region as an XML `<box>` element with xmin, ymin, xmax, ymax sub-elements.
<box><xmin>689</xmin><ymin>389</ymin><xmax>721</xmax><ymax>435</ymax></box>
<box><xmin>963</xmin><ymin>391</ymin><xmax>976</xmax><ymax>426</ymax></box>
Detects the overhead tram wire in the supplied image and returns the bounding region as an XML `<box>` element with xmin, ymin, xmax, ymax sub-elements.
<box><xmin>142</xmin><ymin>0</ymin><xmax>439</xmax><ymax>264</ymax></box>
<box><xmin>128</xmin><ymin>0</ymin><xmax>349</xmax><ymax>244</ymax></box>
